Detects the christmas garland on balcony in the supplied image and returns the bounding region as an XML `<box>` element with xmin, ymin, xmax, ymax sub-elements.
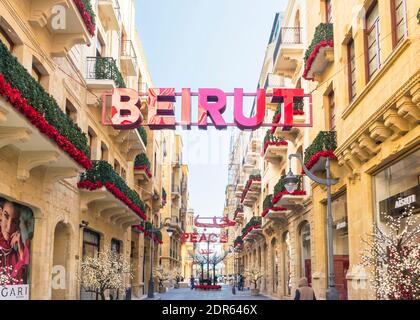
<box><xmin>73</xmin><ymin>0</ymin><xmax>96</xmax><ymax>36</ymax></box>
<box><xmin>240</xmin><ymin>173</ymin><xmax>261</xmax><ymax>203</ymax></box>
<box><xmin>264</xmin><ymin>130</ymin><xmax>288</xmax><ymax>153</ymax></box>
<box><xmin>272</xmin><ymin>175</ymin><xmax>306</xmax><ymax>204</ymax></box>
<box><xmin>134</xmin><ymin>153</ymin><xmax>152</xmax><ymax>178</ymax></box>
<box><xmin>137</xmin><ymin>126</ymin><xmax>147</xmax><ymax>146</ymax></box>
<box><xmin>0</xmin><ymin>41</ymin><xmax>91</xmax><ymax>169</ymax></box>
<box><xmin>94</xmin><ymin>58</ymin><xmax>126</xmax><ymax>88</ymax></box>
<box><xmin>241</xmin><ymin>216</ymin><xmax>262</xmax><ymax>239</ymax></box>
<box><xmin>234</xmin><ymin>206</ymin><xmax>244</xmax><ymax>219</ymax></box>
<box><xmin>78</xmin><ymin>160</ymin><xmax>146</xmax><ymax>219</ymax></box>
<box><xmin>303</xmin><ymin>131</ymin><xmax>337</xmax><ymax>171</ymax></box>
<box><xmin>303</xmin><ymin>23</ymin><xmax>334</xmax><ymax>80</ymax></box>
<box><xmin>261</xmin><ymin>194</ymin><xmax>288</xmax><ymax>218</ymax></box>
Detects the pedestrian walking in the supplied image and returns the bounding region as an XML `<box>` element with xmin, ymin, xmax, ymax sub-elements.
<box><xmin>294</xmin><ymin>277</ymin><xmax>316</xmax><ymax>300</ymax></box>
<box><xmin>190</xmin><ymin>275</ymin><xmax>195</xmax><ymax>290</ymax></box>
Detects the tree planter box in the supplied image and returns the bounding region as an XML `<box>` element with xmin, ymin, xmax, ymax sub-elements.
<box><xmin>251</xmin><ymin>289</ymin><xmax>260</xmax><ymax>296</ymax></box>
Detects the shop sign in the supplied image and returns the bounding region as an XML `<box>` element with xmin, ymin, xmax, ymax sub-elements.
<box><xmin>101</xmin><ymin>88</ymin><xmax>312</xmax><ymax>130</ymax></box>
<box><xmin>0</xmin><ymin>285</ymin><xmax>29</xmax><ymax>300</ymax></box>
<box><xmin>181</xmin><ymin>232</ymin><xmax>227</xmax><ymax>243</ymax></box>
<box><xmin>379</xmin><ymin>185</ymin><xmax>419</xmax><ymax>219</ymax></box>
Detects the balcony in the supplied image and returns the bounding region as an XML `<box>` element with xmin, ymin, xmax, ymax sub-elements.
<box><xmin>134</xmin><ymin>153</ymin><xmax>152</xmax><ymax>183</ymax></box>
<box><xmin>303</xmin><ymin>23</ymin><xmax>334</xmax><ymax>81</ymax></box>
<box><xmin>120</xmin><ymin>40</ymin><xmax>138</xmax><ymax>77</ymax></box>
<box><xmin>235</xmin><ymin>183</ymin><xmax>245</xmax><ymax>198</ymax></box>
<box><xmin>0</xmin><ymin>43</ymin><xmax>91</xmax><ymax>185</ymax></box>
<box><xmin>28</xmin><ymin>0</ymin><xmax>94</xmax><ymax>56</ymax></box>
<box><xmin>271</xmin><ymin>100</ymin><xmax>306</xmax><ymax>139</ymax></box>
<box><xmin>172</xmin><ymin>154</ymin><xmax>181</xmax><ymax>167</ymax></box>
<box><xmin>263</xmin><ymin>131</ymin><xmax>288</xmax><ymax>163</ymax></box>
<box><xmin>261</xmin><ymin>195</ymin><xmax>290</xmax><ymax>221</ymax></box>
<box><xmin>304</xmin><ymin>131</ymin><xmax>337</xmax><ymax>174</ymax></box>
<box><xmin>241</xmin><ymin>217</ymin><xmax>262</xmax><ymax>240</ymax></box>
<box><xmin>98</xmin><ymin>0</ymin><xmax>121</xmax><ymax>31</ymax></box>
<box><xmin>85</xmin><ymin>57</ymin><xmax>126</xmax><ymax>106</ymax></box>
<box><xmin>272</xmin><ymin>175</ymin><xmax>306</xmax><ymax>209</ymax></box>
<box><xmin>273</xmin><ymin>27</ymin><xmax>304</xmax><ymax>78</ymax></box>
<box><xmin>264</xmin><ymin>73</ymin><xmax>284</xmax><ymax>111</ymax></box>
<box><xmin>241</xmin><ymin>173</ymin><xmax>261</xmax><ymax>207</ymax></box>
<box><xmin>171</xmin><ymin>185</ymin><xmax>180</xmax><ymax>199</ymax></box>
<box><xmin>78</xmin><ymin>161</ymin><xmax>146</xmax><ymax>227</ymax></box>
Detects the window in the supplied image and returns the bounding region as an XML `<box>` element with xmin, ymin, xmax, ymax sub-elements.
<box><xmin>87</xmin><ymin>128</ymin><xmax>97</xmax><ymax>159</ymax></box>
<box><xmin>325</xmin><ymin>0</ymin><xmax>333</xmax><ymax>23</ymax></box>
<box><xmin>328</xmin><ymin>90</ymin><xmax>336</xmax><ymax>131</ymax></box>
<box><xmin>121</xmin><ymin>167</ymin><xmax>126</xmax><ymax>180</ymax></box>
<box><xmin>100</xmin><ymin>143</ymin><xmax>108</xmax><ymax>161</ymax></box>
<box><xmin>392</xmin><ymin>0</ymin><xmax>407</xmax><ymax>47</ymax></box>
<box><xmin>32</xmin><ymin>63</ymin><xmax>42</xmax><ymax>83</ymax></box>
<box><xmin>347</xmin><ymin>39</ymin><xmax>356</xmax><ymax>102</ymax></box>
<box><xmin>0</xmin><ymin>26</ymin><xmax>13</xmax><ymax>50</ymax></box>
<box><xmin>83</xmin><ymin>229</ymin><xmax>100</xmax><ymax>258</ymax></box>
<box><xmin>65</xmin><ymin>99</ymin><xmax>77</xmax><ymax>123</ymax></box>
<box><xmin>111</xmin><ymin>239</ymin><xmax>121</xmax><ymax>253</ymax></box>
<box><xmin>365</xmin><ymin>2</ymin><xmax>381</xmax><ymax>80</ymax></box>
<box><xmin>114</xmin><ymin>159</ymin><xmax>121</xmax><ymax>175</ymax></box>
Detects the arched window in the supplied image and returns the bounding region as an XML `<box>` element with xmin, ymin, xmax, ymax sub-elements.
<box><xmin>283</xmin><ymin>231</ymin><xmax>291</xmax><ymax>296</ymax></box>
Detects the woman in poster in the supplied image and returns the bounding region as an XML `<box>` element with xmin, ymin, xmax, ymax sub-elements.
<box><xmin>0</xmin><ymin>198</ymin><xmax>32</xmax><ymax>284</ymax></box>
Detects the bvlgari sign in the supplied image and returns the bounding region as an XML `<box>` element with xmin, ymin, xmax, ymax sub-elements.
<box><xmin>379</xmin><ymin>185</ymin><xmax>419</xmax><ymax>219</ymax></box>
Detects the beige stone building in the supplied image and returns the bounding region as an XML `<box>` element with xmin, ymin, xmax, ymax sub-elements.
<box><xmin>224</xmin><ymin>0</ymin><xmax>419</xmax><ymax>300</ymax></box>
<box><xmin>0</xmin><ymin>0</ymin><xmax>182</xmax><ymax>300</ymax></box>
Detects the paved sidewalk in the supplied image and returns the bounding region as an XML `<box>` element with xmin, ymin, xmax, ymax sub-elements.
<box><xmin>157</xmin><ymin>284</ymin><xmax>273</xmax><ymax>300</ymax></box>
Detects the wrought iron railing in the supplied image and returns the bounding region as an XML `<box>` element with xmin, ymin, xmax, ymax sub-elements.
<box><xmin>121</xmin><ymin>40</ymin><xmax>138</xmax><ymax>70</ymax></box>
<box><xmin>86</xmin><ymin>56</ymin><xmax>126</xmax><ymax>88</ymax></box>
<box><xmin>273</xmin><ymin>27</ymin><xmax>303</xmax><ymax>61</ymax></box>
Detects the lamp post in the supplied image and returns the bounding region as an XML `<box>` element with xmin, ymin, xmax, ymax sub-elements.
<box><xmin>147</xmin><ymin>217</ymin><xmax>175</xmax><ymax>299</ymax></box>
<box><xmin>285</xmin><ymin>153</ymin><xmax>339</xmax><ymax>300</ymax></box>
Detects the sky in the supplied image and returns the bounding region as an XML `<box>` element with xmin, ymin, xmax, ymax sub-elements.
<box><xmin>135</xmin><ymin>0</ymin><xmax>287</xmax><ymax>236</ymax></box>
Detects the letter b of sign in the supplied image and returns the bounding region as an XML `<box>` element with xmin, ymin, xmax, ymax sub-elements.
<box><xmin>51</xmin><ymin>265</ymin><xmax>66</xmax><ymax>290</ymax></box>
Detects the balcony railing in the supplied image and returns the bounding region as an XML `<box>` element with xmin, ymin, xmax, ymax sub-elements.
<box><xmin>86</xmin><ymin>57</ymin><xmax>126</xmax><ymax>88</ymax></box>
<box><xmin>121</xmin><ymin>40</ymin><xmax>138</xmax><ymax>76</ymax></box>
<box><xmin>273</xmin><ymin>27</ymin><xmax>303</xmax><ymax>61</ymax></box>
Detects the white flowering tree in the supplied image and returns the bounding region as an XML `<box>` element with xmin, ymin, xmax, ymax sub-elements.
<box><xmin>244</xmin><ymin>265</ymin><xmax>264</xmax><ymax>290</ymax></box>
<box><xmin>361</xmin><ymin>206</ymin><xmax>420</xmax><ymax>300</ymax></box>
<box><xmin>0</xmin><ymin>266</ymin><xmax>22</xmax><ymax>286</ymax></box>
<box><xmin>80</xmin><ymin>248</ymin><xmax>133</xmax><ymax>300</ymax></box>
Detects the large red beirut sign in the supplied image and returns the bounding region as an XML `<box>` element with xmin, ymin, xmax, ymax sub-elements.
<box><xmin>101</xmin><ymin>88</ymin><xmax>312</xmax><ymax>130</ymax></box>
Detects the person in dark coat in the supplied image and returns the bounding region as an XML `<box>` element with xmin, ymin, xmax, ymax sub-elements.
<box><xmin>190</xmin><ymin>275</ymin><xmax>195</xmax><ymax>289</ymax></box>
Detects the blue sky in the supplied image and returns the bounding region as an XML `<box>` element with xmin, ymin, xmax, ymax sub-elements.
<box><xmin>136</xmin><ymin>0</ymin><xmax>287</xmax><ymax>228</ymax></box>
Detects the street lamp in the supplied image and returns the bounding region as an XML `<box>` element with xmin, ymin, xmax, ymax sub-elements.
<box><xmin>147</xmin><ymin>217</ymin><xmax>176</xmax><ymax>299</ymax></box>
<box><xmin>287</xmin><ymin>153</ymin><xmax>339</xmax><ymax>300</ymax></box>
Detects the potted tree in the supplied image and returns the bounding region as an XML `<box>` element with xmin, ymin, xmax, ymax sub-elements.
<box><xmin>245</xmin><ymin>266</ymin><xmax>264</xmax><ymax>296</ymax></box>
<box><xmin>153</xmin><ymin>267</ymin><xmax>172</xmax><ymax>294</ymax></box>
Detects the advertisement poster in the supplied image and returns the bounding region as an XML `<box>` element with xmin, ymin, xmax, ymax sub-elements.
<box><xmin>0</xmin><ymin>198</ymin><xmax>33</xmax><ymax>300</ymax></box>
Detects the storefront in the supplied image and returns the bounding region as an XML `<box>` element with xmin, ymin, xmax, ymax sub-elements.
<box><xmin>374</xmin><ymin>149</ymin><xmax>420</xmax><ymax>232</ymax></box>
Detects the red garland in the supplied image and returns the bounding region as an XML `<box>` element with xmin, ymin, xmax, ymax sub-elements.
<box><xmin>133</xmin><ymin>225</ymin><xmax>145</xmax><ymax>233</ymax></box>
<box><xmin>263</xmin><ymin>140</ymin><xmax>288</xmax><ymax>154</ymax></box>
<box><xmin>303</xmin><ymin>150</ymin><xmax>337</xmax><ymax>173</ymax></box>
<box><xmin>261</xmin><ymin>206</ymin><xmax>288</xmax><ymax>218</ymax></box>
<box><xmin>195</xmin><ymin>285</ymin><xmax>221</xmax><ymax>290</ymax></box>
<box><xmin>272</xmin><ymin>190</ymin><xmax>307</xmax><ymax>205</ymax></box>
<box><xmin>240</xmin><ymin>178</ymin><xmax>261</xmax><ymax>203</ymax></box>
<box><xmin>134</xmin><ymin>165</ymin><xmax>152</xmax><ymax>178</ymax></box>
<box><xmin>303</xmin><ymin>40</ymin><xmax>334</xmax><ymax>80</ymax></box>
<box><xmin>270</xmin><ymin>110</ymin><xmax>304</xmax><ymax>134</ymax></box>
<box><xmin>0</xmin><ymin>74</ymin><xmax>92</xmax><ymax>169</ymax></box>
<box><xmin>73</xmin><ymin>0</ymin><xmax>95</xmax><ymax>36</ymax></box>
<box><xmin>77</xmin><ymin>180</ymin><xmax>147</xmax><ymax>220</ymax></box>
